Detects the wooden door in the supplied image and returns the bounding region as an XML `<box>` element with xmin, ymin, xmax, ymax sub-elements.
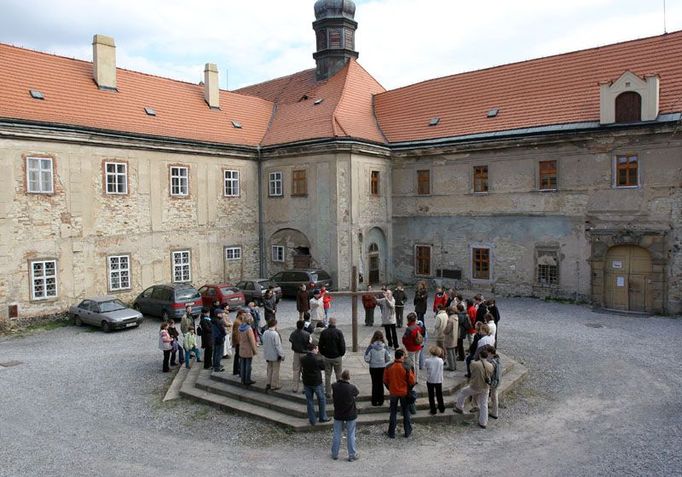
<box><xmin>368</xmin><ymin>243</ymin><xmax>380</xmax><ymax>285</ymax></box>
<box><xmin>604</xmin><ymin>245</ymin><xmax>651</xmax><ymax>312</ymax></box>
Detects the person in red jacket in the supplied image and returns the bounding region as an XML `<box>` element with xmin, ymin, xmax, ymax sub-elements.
<box><xmin>362</xmin><ymin>285</ymin><xmax>378</xmax><ymax>326</ymax></box>
<box><xmin>321</xmin><ymin>287</ymin><xmax>332</xmax><ymax>326</ymax></box>
<box><xmin>465</xmin><ymin>298</ymin><xmax>477</xmax><ymax>348</ymax></box>
<box><xmin>432</xmin><ymin>287</ymin><xmax>448</xmax><ymax>315</ymax></box>
<box><xmin>402</xmin><ymin>312</ymin><xmax>424</xmax><ymax>383</ymax></box>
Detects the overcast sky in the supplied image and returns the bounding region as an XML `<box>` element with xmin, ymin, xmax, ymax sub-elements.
<box><xmin>1</xmin><ymin>0</ymin><xmax>680</xmax><ymax>91</ymax></box>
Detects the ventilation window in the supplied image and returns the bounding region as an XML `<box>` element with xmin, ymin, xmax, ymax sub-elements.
<box><xmin>299</xmin><ymin>94</ymin><xmax>309</xmax><ymax>102</ymax></box>
<box><xmin>144</xmin><ymin>107</ymin><xmax>156</xmax><ymax>116</ymax></box>
<box><xmin>231</xmin><ymin>120</ymin><xmax>242</xmax><ymax>129</ymax></box>
<box><xmin>29</xmin><ymin>90</ymin><xmax>45</xmax><ymax>100</ymax></box>
<box><xmin>428</xmin><ymin>117</ymin><xmax>440</xmax><ymax>126</ymax></box>
<box><xmin>487</xmin><ymin>108</ymin><xmax>499</xmax><ymax>118</ymax></box>
<box><xmin>314</xmin><ymin>98</ymin><xmax>324</xmax><ymax>105</ymax></box>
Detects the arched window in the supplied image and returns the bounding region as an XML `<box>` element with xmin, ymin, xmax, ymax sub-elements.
<box><xmin>368</xmin><ymin>243</ymin><xmax>378</xmax><ymax>254</ymax></box>
<box><xmin>615</xmin><ymin>92</ymin><xmax>642</xmax><ymax>123</ymax></box>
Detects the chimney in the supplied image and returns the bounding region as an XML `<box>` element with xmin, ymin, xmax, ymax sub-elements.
<box><xmin>204</xmin><ymin>63</ymin><xmax>220</xmax><ymax>109</ymax></box>
<box><xmin>92</xmin><ymin>34</ymin><xmax>117</xmax><ymax>90</ymax></box>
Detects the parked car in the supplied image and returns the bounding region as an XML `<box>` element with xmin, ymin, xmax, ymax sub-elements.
<box><xmin>70</xmin><ymin>296</ymin><xmax>144</xmax><ymax>332</ymax></box>
<box><xmin>269</xmin><ymin>269</ymin><xmax>333</xmax><ymax>297</ymax></box>
<box><xmin>235</xmin><ymin>279</ymin><xmax>282</xmax><ymax>305</ymax></box>
<box><xmin>133</xmin><ymin>283</ymin><xmax>203</xmax><ymax>320</ymax></box>
<box><xmin>198</xmin><ymin>284</ymin><xmax>245</xmax><ymax>311</ymax></box>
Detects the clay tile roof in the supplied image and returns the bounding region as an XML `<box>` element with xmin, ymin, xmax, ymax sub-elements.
<box><xmin>374</xmin><ymin>31</ymin><xmax>682</xmax><ymax>144</ymax></box>
<box><xmin>235</xmin><ymin>59</ymin><xmax>386</xmax><ymax>146</ymax></box>
<box><xmin>0</xmin><ymin>44</ymin><xmax>274</xmax><ymax>147</ymax></box>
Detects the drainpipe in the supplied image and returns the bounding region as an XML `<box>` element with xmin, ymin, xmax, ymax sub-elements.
<box><xmin>349</xmin><ymin>152</ymin><xmax>354</xmax><ymax>290</ymax></box>
<box><xmin>257</xmin><ymin>145</ymin><xmax>266</xmax><ymax>278</ymax></box>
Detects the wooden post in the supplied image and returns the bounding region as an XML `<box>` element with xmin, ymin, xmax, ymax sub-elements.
<box><xmin>351</xmin><ymin>265</ymin><xmax>358</xmax><ymax>352</ymax></box>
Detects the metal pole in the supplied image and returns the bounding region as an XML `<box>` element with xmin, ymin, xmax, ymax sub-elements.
<box><xmin>351</xmin><ymin>265</ymin><xmax>358</xmax><ymax>352</ymax></box>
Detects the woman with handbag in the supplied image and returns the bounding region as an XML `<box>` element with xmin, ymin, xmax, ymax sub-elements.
<box><xmin>363</xmin><ymin>330</ymin><xmax>393</xmax><ymax>406</ymax></box>
<box><xmin>158</xmin><ymin>322</ymin><xmax>173</xmax><ymax>372</ymax></box>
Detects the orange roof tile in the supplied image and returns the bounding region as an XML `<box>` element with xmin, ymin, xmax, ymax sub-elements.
<box><xmin>0</xmin><ymin>44</ymin><xmax>274</xmax><ymax>147</ymax></box>
<box><xmin>374</xmin><ymin>31</ymin><xmax>682</xmax><ymax>144</ymax></box>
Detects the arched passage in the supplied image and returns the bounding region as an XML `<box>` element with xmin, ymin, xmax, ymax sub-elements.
<box><xmin>269</xmin><ymin>228</ymin><xmax>312</xmax><ymax>272</ymax></box>
<box><xmin>604</xmin><ymin>245</ymin><xmax>652</xmax><ymax>312</ymax></box>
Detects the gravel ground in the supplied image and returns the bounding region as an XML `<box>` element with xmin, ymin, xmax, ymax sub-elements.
<box><xmin>0</xmin><ymin>296</ymin><xmax>680</xmax><ymax>477</ymax></box>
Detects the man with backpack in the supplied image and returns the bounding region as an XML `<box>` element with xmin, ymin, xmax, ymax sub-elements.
<box><xmin>402</xmin><ymin>312</ymin><xmax>424</xmax><ymax>383</ymax></box>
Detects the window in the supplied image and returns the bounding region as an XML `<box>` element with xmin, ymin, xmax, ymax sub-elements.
<box><xmin>539</xmin><ymin>160</ymin><xmax>557</xmax><ymax>191</ymax></box>
<box><xmin>172</xmin><ymin>250</ymin><xmax>191</xmax><ymax>283</ymax></box>
<box><xmin>292</xmin><ymin>170</ymin><xmax>307</xmax><ymax>197</ymax></box>
<box><xmin>108</xmin><ymin>255</ymin><xmax>131</xmax><ymax>291</ymax></box>
<box><xmin>370</xmin><ymin>171</ymin><xmax>380</xmax><ymax>196</ymax></box>
<box><xmin>224</xmin><ymin>170</ymin><xmax>240</xmax><ymax>197</ymax></box>
<box><xmin>473</xmin><ymin>166</ymin><xmax>488</xmax><ymax>193</ymax></box>
<box><xmin>272</xmin><ymin>245</ymin><xmax>285</xmax><ymax>262</ymax></box>
<box><xmin>269</xmin><ymin>172</ymin><xmax>283</xmax><ymax>197</ymax></box>
<box><xmin>170</xmin><ymin>166</ymin><xmax>189</xmax><ymax>196</ymax></box>
<box><xmin>415</xmin><ymin>245</ymin><xmax>431</xmax><ymax>276</ymax></box>
<box><xmin>30</xmin><ymin>260</ymin><xmax>57</xmax><ymax>300</ymax></box>
<box><xmin>26</xmin><ymin>157</ymin><xmax>54</xmax><ymax>194</ymax></box>
<box><xmin>615</xmin><ymin>92</ymin><xmax>642</xmax><ymax>123</ymax></box>
<box><xmin>417</xmin><ymin>170</ymin><xmax>431</xmax><ymax>195</ymax></box>
<box><xmin>615</xmin><ymin>155</ymin><xmax>639</xmax><ymax>188</ymax></box>
<box><xmin>225</xmin><ymin>247</ymin><xmax>242</xmax><ymax>260</ymax></box>
<box><xmin>105</xmin><ymin>162</ymin><xmax>128</xmax><ymax>195</ymax></box>
<box><xmin>472</xmin><ymin>248</ymin><xmax>490</xmax><ymax>280</ymax></box>
<box><xmin>537</xmin><ymin>249</ymin><xmax>559</xmax><ymax>286</ymax></box>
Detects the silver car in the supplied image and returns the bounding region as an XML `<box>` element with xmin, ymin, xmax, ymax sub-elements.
<box><xmin>70</xmin><ymin>296</ymin><xmax>144</xmax><ymax>332</ymax></box>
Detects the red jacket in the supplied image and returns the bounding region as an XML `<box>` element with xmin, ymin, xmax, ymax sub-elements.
<box><xmin>466</xmin><ymin>305</ymin><xmax>477</xmax><ymax>334</ymax></box>
<box><xmin>362</xmin><ymin>293</ymin><xmax>377</xmax><ymax>310</ymax></box>
<box><xmin>383</xmin><ymin>360</ymin><xmax>415</xmax><ymax>397</ymax></box>
<box><xmin>433</xmin><ymin>292</ymin><xmax>448</xmax><ymax>313</ymax></box>
<box><xmin>402</xmin><ymin>325</ymin><xmax>423</xmax><ymax>352</ymax></box>
<box><xmin>321</xmin><ymin>290</ymin><xmax>332</xmax><ymax>310</ymax></box>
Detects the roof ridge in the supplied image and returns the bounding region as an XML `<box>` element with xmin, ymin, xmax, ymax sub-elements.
<box><xmin>233</xmin><ymin>67</ymin><xmax>317</xmax><ymax>93</ymax></box>
<box><xmin>380</xmin><ymin>29</ymin><xmax>682</xmax><ymax>96</ymax></box>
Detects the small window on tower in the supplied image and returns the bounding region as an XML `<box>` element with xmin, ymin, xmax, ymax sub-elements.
<box><xmin>328</xmin><ymin>29</ymin><xmax>342</xmax><ymax>49</ymax></box>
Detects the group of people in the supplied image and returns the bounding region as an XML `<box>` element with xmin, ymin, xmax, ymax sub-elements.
<box><xmin>157</xmin><ymin>282</ymin><xmax>503</xmax><ymax>461</ymax></box>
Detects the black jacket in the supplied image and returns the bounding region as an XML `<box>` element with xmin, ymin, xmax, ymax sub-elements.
<box><xmin>211</xmin><ymin>317</ymin><xmax>226</xmax><ymax>344</ymax></box>
<box><xmin>301</xmin><ymin>352</ymin><xmax>325</xmax><ymax>386</ymax></box>
<box><xmin>488</xmin><ymin>304</ymin><xmax>500</xmax><ymax>324</ymax></box>
<box><xmin>200</xmin><ymin>317</ymin><xmax>213</xmax><ymax>349</ymax></box>
<box><xmin>476</xmin><ymin>303</ymin><xmax>488</xmax><ymax>323</ymax></box>
<box><xmin>318</xmin><ymin>325</ymin><xmax>346</xmax><ymax>359</ymax></box>
<box><xmin>263</xmin><ymin>295</ymin><xmax>277</xmax><ymax>321</ymax></box>
<box><xmin>332</xmin><ymin>380</ymin><xmax>359</xmax><ymax>421</ymax></box>
<box><xmin>413</xmin><ymin>290</ymin><xmax>428</xmax><ymax>313</ymax></box>
<box><xmin>393</xmin><ymin>288</ymin><xmax>407</xmax><ymax>307</ymax></box>
<box><xmin>289</xmin><ymin>329</ymin><xmax>311</xmax><ymax>353</ymax></box>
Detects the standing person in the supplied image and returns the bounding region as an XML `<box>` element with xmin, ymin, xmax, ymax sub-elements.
<box><xmin>211</xmin><ymin>311</ymin><xmax>227</xmax><ymax>372</ymax></box>
<box><xmin>318</xmin><ymin>317</ymin><xmax>346</xmax><ymax>398</ymax></box>
<box><xmin>245</xmin><ymin>302</ymin><xmax>262</xmax><ymax>344</ymax></box>
<box><xmin>433</xmin><ymin>305</ymin><xmax>448</xmax><ymax>351</ymax></box>
<box><xmin>321</xmin><ymin>286</ymin><xmax>332</xmax><ymax>326</ymax></box>
<box><xmin>331</xmin><ymin>370</ymin><xmax>359</xmax><ymax>462</ymax></box>
<box><xmin>454</xmin><ymin>349</ymin><xmax>494</xmax><ymax>429</ymax></box>
<box><xmin>301</xmin><ymin>343</ymin><xmax>330</xmax><ymax>425</ymax></box>
<box><xmin>289</xmin><ymin>320</ymin><xmax>311</xmax><ymax>393</ymax></box>
<box><xmin>432</xmin><ymin>287</ymin><xmax>448</xmax><ymax>317</ymax></box>
<box><xmin>456</xmin><ymin>303</ymin><xmax>469</xmax><ymax>361</ymax></box>
<box><xmin>231</xmin><ymin>311</ymin><xmax>244</xmax><ymax>376</ymax></box>
<box><xmin>443</xmin><ymin>306</ymin><xmax>459</xmax><ymax>371</ymax></box>
<box><xmin>309</xmin><ymin>290</ymin><xmax>324</xmax><ymax>327</ymax></box>
<box><xmin>483</xmin><ymin>313</ymin><xmax>496</xmax><ymax>346</ymax></box>
<box><xmin>402</xmin><ymin>313</ymin><xmax>424</xmax><ymax>383</ymax></box>
<box><xmin>465</xmin><ymin>323</ymin><xmax>493</xmax><ymax>378</ymax></box>
<box><xmin>159</xmin><ymin>322</ymin><xmax>173</xmax><ymax>373</ymax></box>
<box><xmin>200</xmin><ymin>309</ymin><xmax>213</xmax><ymax>370</ymax></box>
<box><xmin>413</xmin><ymin>281</ymin><xmax>428</xmax><ymax>323</ymax></box>
<box><xmin>445</xmin><ymin>288</ymin><xmax>457</xmax><ymax>308</ymax></box>
<box><xmin>383</xmin><ymin>349</ymin><xmax>416</xmax><ymax>438</ymax></box>
<box><xmin>424</xmin><ymin>346</ymin><xmax>445</xmax><ymax>414</ymax></box>
<box><xmin>364</xmin><ymin>330</ymin><xmax>393</xmax><ymax>406</ymax></box>
<box><xmin>262</xmin><ymin>289</ymin><xmax>277</xmax><ymax>325</ymax></box>
<box><xmin>180</xmin><ymin>305</ymin><xmax>194</xmax><ymax>334</ymax></box>
<box><xmin>486</xmin><ymin>346</ymin><xmax>501</xmax><ymax>420</ymax></box>
<box><xmin>361</xmin><ymin>286</ymin><xmax>378</xmax><ymax>327</ymax></box>
<box><xmin>262</xmin><ymin>319</ymin><xmax>285</xmax><ymax>390</ymax></box>
<box><xmin>296</xmin><ymin>284</ymin><xmax>310</xmax><ymax>321</ymax></box>
<box><xmin>183</xmin><ymin>327</ymin><xmax>201</xmax><ymax>368</ymax></box>
<box><xmin>465</xmin><ymin>299</ymin><xmax>477</xmax><ymax>347</ymax></box>
<box><xmin>311</xmin><ymin>321</ymin><xmax>325</xmax><ymax>346</ymax></box>
<box><xmin>393</xmin><ymin>283</ymin><xmax>407</xmax><ymax>328</ymax></box>
<box><xmin>487</xmin><ymin>299</ymin><xmax>501</xmax><ymax>346</ymax></box>
<box><xmin>377</xmin><ymin>289</ymin><xmax>398</xmax><ymax>350</ymax></box>
<box><xmin>238</xmin><ymin>315</ymin><xmax>258</xmax><ymax>385</ymax></box>
<box><xmin>222</xmin><ymin>311</ymin><xmax>232</xmax><ymax>359</ymax></box>
<box><xmin>167</xmin><ymin>319</ymin><xmax>184</xmax><ymax>366</ymax></box>
<box><xmin>475</xmin><ymin>295</ymin><xmax>488</xmax><ymax>326</ymax></box>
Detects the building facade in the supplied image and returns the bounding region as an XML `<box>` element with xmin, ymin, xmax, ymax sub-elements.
<box><xmin>1</xmin><ymin>0</ymin><xmax>680</xmax><ymax>319</ymax></box>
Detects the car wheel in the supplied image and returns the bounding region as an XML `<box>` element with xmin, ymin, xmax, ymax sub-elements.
<box><xmin>74</xmin><ymin>316</ymin><xmax>83</xmax><ymax>327</ymax></box>
<box><xmin>101</xmin><ymin>321</ymin><xmax>111</xmax><ymax>333</ymax></box>
<box><xmin>162</xmin><ymin>310</ymin><xmax>169</xmax><ymax>321</ymax></box>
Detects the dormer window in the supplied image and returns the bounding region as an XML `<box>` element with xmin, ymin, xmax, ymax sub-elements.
<box><xmin>615</xmin><ymin>92</ymin><xmax>642</xmax><ymax>123</ymax></box>
<box><xmin>600</xmin><ymin>71</ymin><xmax>659</xmax><ymax>125</ymax></box>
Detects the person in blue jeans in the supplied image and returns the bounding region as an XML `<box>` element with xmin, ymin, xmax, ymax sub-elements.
<box><xmin>301</xmin><ymin>343</ymin><xmax>329</xmax><ymax>425</ymax></box>
<box><xmin>383</xmin><ymin>349</ymin><xmax>416</xmax><ymax>438</ymax></box>
<box><xmin>331</xmin><ymin>369</ymin><xmax>359</xmax><ymax>461</ymax></box>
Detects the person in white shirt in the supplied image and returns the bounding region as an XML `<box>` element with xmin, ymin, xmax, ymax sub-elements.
<box><xmin>424</xmin><ymin>346</ymin><xmax>445</xmax><ymax>414</ymax></box>
<box><xmin>309</xmin><ymin>289</ymin><xmax>325</xmax><ymax>326</ymax></box>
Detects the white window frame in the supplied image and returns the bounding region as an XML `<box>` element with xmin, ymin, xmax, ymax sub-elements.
<box><xmin>26</xmin><ymin>157</ymin><xmax>54</xmax><ymax>194</ymax></box>
<box><xmin>224</xmin><ymin>170</ymin><xmax>240</xmax><ymax>197</ymax></box>
<box><xmin>272</xmin><ymin>245</ymin><xmax>285</xmax><ymax>262</ymax></box>
<box><xmin>105</xmin><ymin>162</ymin><xmax>128</xmax><ymax>195</ymax></box>
<box><xmin>612</xmin><ymin>155</ymin><xmax>640</xmax><ymax>189</ymax></box>
<box><xmin>108</xmin><ymin>255</ymin><xmax>131</xmax><ymax>291</ymax></box>
<box><xmin>225</xmin><ymin>247</ymin><xmax>242</xmax><ymax>261</ymax></box>
<box><xmin>30</xmin><ymin>259</ymin><xmax>57</xmax><ymax>300</ymax></box>
<box><xmin>170</xmin><ymin>166</ymin><xmax>189</xmax><ymax>196</ymax></box>
<box><xmin>269</xmin><ymin>171</ymin><xmax>283</xmax><ymax>197</ymax></box>
<box><xmin>172</xmin><ymin>250</ymin><xmax>192</xmax><ymax>283</ymax></box>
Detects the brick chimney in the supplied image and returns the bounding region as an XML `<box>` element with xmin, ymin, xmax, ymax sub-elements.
<box><xmin>204</xmin><ymin>63</ymin><xmax>220</xmax><ymax>109</ymax></box>
<box><xmin>92</xmin><ymin>34</ymin><xmax>117</xmax><ymax>90</ymax></box>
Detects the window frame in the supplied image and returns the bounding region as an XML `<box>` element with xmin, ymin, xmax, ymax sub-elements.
<box><xmin>536</xmin><ymin>248</ymin><xmax>559</xmax><ymax>287</ymax></box>
<box><xmin>291</xmin><ymin>169</ymin><xmax>308</xmax><ymax>197</ymax></box>
<box><xmin>223</xmin><ymin>169</ymin><xmax>240</xmax><ymax>198</ymax></box>
<box><xmin>370</xmin><ymin>170</ymin><xmax>380</xmax><ymax>196</ymax></box>
<box><xmin>538</xmin><ymin>160</ymin><xmax>558</xmax><ymax>192</ymax></box>
<box><xmin>224</xmin><ymin>246</ymin><xmax>242</xmax><ymax>261</ymax></box>
<box><xmin>416</xmin><ymin>169</ymin><xmax>431</xmax><ymax>195</ymax></box>
<box><xmin>169</xmin><ymin>166</ymin><xmax>189</xmax><ymax>197</ymax></box>
<box><xmin>104</xmin><ymin>161</ymin><xmax>128</xmax><ymax>195</ymax></box>
<box><xmin>171</xmin><ymin>250</ymin><xmax>192</xmax><ymax>283</ymax></box>
<box><xmin>30</xmin><ymin>259</ymin><xmax>58</xmax><ymax>300</ymax></box>
<box><xmin>414</xmin><ymin>244</ymin><xmax>432</xmax><ymax>277</ymax></box>
<box><xmin>473</xmin><ymin>165</ymin><xmax>489</xmax><ymax>194</ymax></box>
<box><xmin>268</xmin><ymin>171</ymin><xmax>283</xmax><ymax>197</ymax></box>
<box><xmin>107</xmin><ymin>254</ymin><xmax>131</xmax><ymax>292</ymax></box>
<box><xmin>272</xmin><ymin>245</ymin><xmax>285</xmax><ymax>263</ymax></box>
<box><xmin>471</xmin><ymin>247</ymin><xmax>491</xmax><ymax>281</ymax></box>
<box><xmin>26</xmin><ymin>156</ymin><xmax>54</xmax><ymax>194</ymax></box>
<box><xmin>613</xmin><ymin>155</ymin><xmax>639</xmax><ymax>189</ymax></box>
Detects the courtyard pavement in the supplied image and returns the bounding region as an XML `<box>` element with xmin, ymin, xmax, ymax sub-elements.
<box><xmin>0</xmin><ymin>295</ymin><xmax>680</xmax><ymax>476</ymax></box>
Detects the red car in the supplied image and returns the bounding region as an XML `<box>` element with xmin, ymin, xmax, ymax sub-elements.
<box><xmin>198</xmin><ymin>284</ymin><xmax>245</xmax><ymax>311</ymax></box>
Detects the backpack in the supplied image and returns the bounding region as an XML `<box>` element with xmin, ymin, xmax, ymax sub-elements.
<box><xmin>403</xmin><ymin>325</ymin><xmax>423</xmax><ymax>346</ymax></box>
<box><xmin>489</xmin><ymin>356</ymin><xmax>501</xmax><ymax>388</ymax></box>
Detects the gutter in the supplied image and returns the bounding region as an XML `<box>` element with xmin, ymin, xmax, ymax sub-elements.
<box><xmin>257</xmin><ymin>145</ymin><xmax>266</xmax><ymax>278</ymax></box>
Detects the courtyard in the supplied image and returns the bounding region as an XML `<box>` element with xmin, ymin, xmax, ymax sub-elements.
<box><xmin>0</xmin><ymin>296</ymin><xmax>680</xmax><ymax>476</ymax></box>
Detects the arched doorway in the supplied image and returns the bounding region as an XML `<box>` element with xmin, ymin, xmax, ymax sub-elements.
<box><xmin>365</xmin><ymin>227</ymin><xmax>387</xmax><ymax>285</ymax></box>
<box><xmin>269</xmin><ymin>228</ymin><xmax>312</xmax><ymax>272</ymax></box>
<box><xmin>604</xmin><ymin>245</ymin><xmax>651</xmax><ymax>312</ymax></box>
<box><xmin>368</xmin><ymin>243</ymin><xmax>380</xmax><ymax>285</ymax></box>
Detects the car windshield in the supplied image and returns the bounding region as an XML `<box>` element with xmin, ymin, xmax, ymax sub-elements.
<box><xmin>221</xmin><ymin>287</ymin><xmax>239</xmax><ymax>294</ymax></box>
<box><xmin>316</xmin><ymin>271</ymin><xmax>331</xmax><ymax>280</ymax></box>
<box><xmin>99</xmin><ymin>300</ymin><xmax>128</xmax><ymax>312</ymax></box>
<box><xmin>176</xmin><ymin>289</ymin><xmax>200</xmax><ymax>301</ymax></box>
<box><xmin>258</xmin><ymin>280</ymin><xmax>277</xmax><ymax>288</ymax></box>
